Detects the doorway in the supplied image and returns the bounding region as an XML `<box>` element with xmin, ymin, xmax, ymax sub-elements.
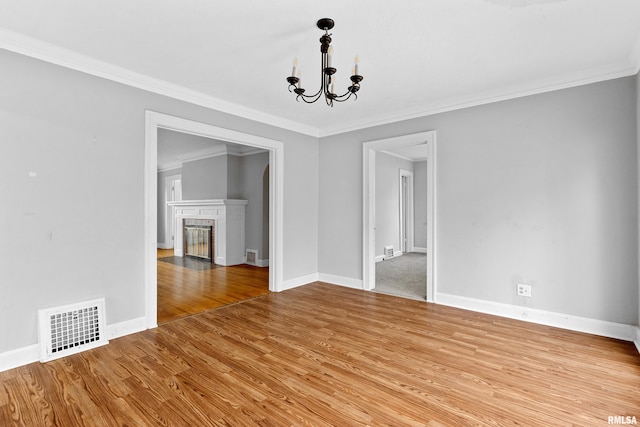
<box><xmin>144</xmin><ymin>111</ymin><xmax>284</xmax><ymax>329</ymax></box>
<box><xmin>363</xmin><ymin>131</ymin><xmax>437</xmax><ymax>302</ymax></box>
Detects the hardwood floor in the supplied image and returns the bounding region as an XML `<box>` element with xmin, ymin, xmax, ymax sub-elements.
<box><xmin>1</xmin><ymin>283</ymin><xmax>639</xmax><ymax>426</ymax></box>
<box><xmin>157</xmin><ymin>249</ymin><xmax>270</xmax><ymax>324</ymax></box>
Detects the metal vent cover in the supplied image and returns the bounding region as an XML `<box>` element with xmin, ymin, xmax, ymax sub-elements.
<box><xmin>38</xmin><ymin>298</ymin><xmax>108</xmax><ymax>362</ymax></box>
<box><xmin>384</xmin><ymin>246</ymin><xmax>395</xmax><ymax>259</ymax></box>
<box><xmin>246</xmin><ymin>249</ymin><xmax>258</xmax><ymax>266</ymax></box>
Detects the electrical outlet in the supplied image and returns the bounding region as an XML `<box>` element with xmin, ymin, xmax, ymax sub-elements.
<box><xmin>517</xmin><ymin>283</ymin><xmax>532</xmax><ymax>297</ymax></box>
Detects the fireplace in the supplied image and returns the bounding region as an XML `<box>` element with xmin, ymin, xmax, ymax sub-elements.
<box><xmin>168</xmin><ymin>199</ymin><xmax>247</xmax><ymax>266</ymax></box>
<box><xmin>184</xmin><ymin>223</ymin><xmax>213</xmax><ymax>261</ymax></box>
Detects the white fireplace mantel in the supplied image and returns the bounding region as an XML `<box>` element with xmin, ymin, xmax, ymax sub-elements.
<box><xmin>167</xmin><ymin>199</ymin><xmax>247</xmax><ymax>266</ymax></box>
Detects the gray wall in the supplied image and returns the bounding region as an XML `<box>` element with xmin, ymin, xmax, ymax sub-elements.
<box><xmin>319</xmin><ymin>76</ymin><xmax>638</xmax><ymax>325</ymax></box>
<box><xmin>156</xmin><ymin>152</ymin><xmax>269</xmax><ymax>259</ymax></box>
<box><xmin>413</xmin><ymin>160</ymin><xmax>428</xmax><ymax>249</ymax></box>
<box><xmin>182</xmin><ymin>155</ymin><xmax>228</xmax><ymax>200</ymax></box>
<box><xmin>226</xmin><ymin>154</ymin><xmax>242</xmax><ymax>199</ymax></box>
<box><xmin>0</xmin><ymin>49</ymin><xmax>319</xmax><ymax>354</ymax></box>
<box><xmin>375</xmin><ymin>152</ymin><xmax>413</xmax><ymax>257</ymax></box>
<box><xmin>240</xmin><ymin>152</ymin><xmax>270</xmax><ymax>261</ymax></box>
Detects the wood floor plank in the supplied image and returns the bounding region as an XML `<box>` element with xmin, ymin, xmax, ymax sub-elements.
<box><xmin>2</xmin><ymin>282</ymin><xmax>639</xmax><ymax>426</ymax></box>
<box><xmin>157</xmin><ymin>249</ymin><xmax>270</xmax><ymax>324</ymax></box>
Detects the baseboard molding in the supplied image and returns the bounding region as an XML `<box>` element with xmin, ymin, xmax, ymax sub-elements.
<box><xmin>157</xmin><ymin>243</ymin><xmax>172</xmax><ymax>250</ymax></box>
<box><xmin>257</xmin><ymin>258</ymin><xmax>269</xmax><ymax>268</ymax></box>
<box><xmin>281</xmin><ymin>273</ymin><xmax>319</xmax><ymax>291</ymax></box>
<box><xmin>436</xmin><ymin>292</ymin><xmax>637</xmax><ymax>342</ymax></box>
<box><xmin>634</xmin><ymin>326</ymin><xmax>640</xmax><ymax>355</ymax></box>
<box><xmin>412</xmin><ymin>247</ymin><xmax>427</xmax><ymax>253</ymax></box>
<box><xmin>374</xmin><ymin>255</ymin><xmax>385</xmax><ymax>263</ymax></box>
<box><xmin>107</xmin><ymin>316</ymin><xmax>147</xmax><ymax>340</ymax></box>
<box><xmin>317</xmin><ymin>273</ymin><xmax>363</xmax><ymax>290</ymax></box>
<box><xmin>0</xmin><ymin>316</ymin><xmax>149</xmax><ymax>373</ymax></box>
<box><xmin>0</xmin><ymin>344</ymin><xmax>39</xmax><ymax>372</ymax></box>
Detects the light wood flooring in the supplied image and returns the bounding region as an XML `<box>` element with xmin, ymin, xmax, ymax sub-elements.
<box><xmin>1</xmin><ymin>283</ymin><xmax>639</xmax><ymax>426</ymax></box>
<box><xmin>157</xmin><ymin>249</ymin><xmax>270</xmax><ymax>324</ymax></box>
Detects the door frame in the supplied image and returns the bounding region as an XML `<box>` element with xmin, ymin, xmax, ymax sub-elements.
<box><xmin>164</xmin><ymin>174</ymin><xmax>182</xmax><ymax>250</ymax></box>
<box><xmin>362</xmin><ymin>131</ymin><xmax>437</xmax><ymax>302</ymax></box>
<box><xmin>399</xmin><ymin>169</ymin><xmax>414</xmax><ymax>254</ymax></box>
<box><xmin>144</xmin><ymin>111</ymin><xmax>284</xmax><ymax>329</ymax></box>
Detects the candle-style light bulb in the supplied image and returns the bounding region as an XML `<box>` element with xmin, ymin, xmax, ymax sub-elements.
<box><xmin>291</xmin><ymin>58</ymin><xmax>298</xmax><ymax>77</ymax></box>
<box><xmin>328</xmin><ymin>47</ymin><xmax>333</xmax><ymax>68</ymax></box>
<box><xmin>354</xmin><ymin>55</ymin><xmax>359</xmax><ymax>75</ymax></box>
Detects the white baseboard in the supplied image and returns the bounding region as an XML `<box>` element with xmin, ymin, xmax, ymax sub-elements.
<box><xmin>107</xmin><ymin>316</ymin><xmax>147</xmax><ymax>340</ymax></box>
<box><xmin>281</xmin><ymin>273</ymin><xmax>364</xmax><ymax>292</ymax></box>
<box><xmin>255</xmin><ymin>258</ymin><xmax>269</xmax><ymax>267</ymax></box>
<box><xmin>374</xmin><ymin>255</ymin><xmax>385</xmax><ymax>263</ymax></box>
<box><xmin>0</xmin><ymin>316</ymin><xmax>149</xmax><ymax>373</ymax></box>
<box><xmin>281</xmin><ymin>273</ymin><xmax>318</xmax><ymax>291</ymax></box>
<box><xmin>634</xmin><ymin>326</ymin><xmax>640</xmax><ymax>354</ymax></box>
<box><xmin>0</xmin><ymin>344</ymin><xmax>39</xmax><ymax>372</ymax></box>
<box><xmin>412</xmin><ymin>247</ymin><xmax>427</xmax><ymax>253</ymax></box>
<box><xmin>157</xmin><ymin>243</ymin><xmax>172</xmax><ymax>250</ymax></box>
<box><xmin>318</xmin><ymin>273</ymin><xmax>363</xmax><ymax>289</ymax></box>
<box><xmin>436</xmin><ymin>292</ymin><xmax>637</xmax><ymax>342</ymax></box>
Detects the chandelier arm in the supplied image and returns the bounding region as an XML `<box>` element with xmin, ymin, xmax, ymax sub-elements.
<box><xmin>332</xmin><ymin>91</ymin><xmax>357</xmax><ymax>102</ymax></box>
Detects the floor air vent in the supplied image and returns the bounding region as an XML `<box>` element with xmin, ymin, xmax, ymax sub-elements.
<box><xmin>246</xmin><ymin>249</ymin><xmax>258</xmax><ymax>266</ymax></box>
<box><xmin>38</xmin><ymin>298</ymin><xmax>108</xmax><ymax>362</ymax></box>
<box><xmin>384</xmin><ymin>246</ymin><xmax>395</xmax><ymax>259</ymax></box>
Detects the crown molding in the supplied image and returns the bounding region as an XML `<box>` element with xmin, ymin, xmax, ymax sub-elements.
<box><xmin>0</xmin><ymin>28</ymin><xmax>320</xmax><ymax>138</ymax></box>
<box><xmin>318</xmin><ymin>64</ymin><xmax>639</xmax><ymax>137</ymax></box>
<box><xmin>158</xmin><ymin>144</ymin><xmax>267</xmax><ymax>171</ymax></box>
<box><xmin>379</xmin><ymin>149</ymin><xmax>427</xmax><ymax>163</ymax></box>
<box><xmin>2</xmin><ymin>27</ymin><xmax>638</xmax><ymax>140</ymax></box>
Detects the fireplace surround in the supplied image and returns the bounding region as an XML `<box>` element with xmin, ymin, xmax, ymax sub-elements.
<box><xmin>167</xmin><ymin>199</ymin><xmax>247</xmax><ymax>266</ymax></box>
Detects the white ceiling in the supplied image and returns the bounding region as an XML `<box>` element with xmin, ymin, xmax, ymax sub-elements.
<box><xmin>1</xmin><ymin>0</ymin><xmax>639</xmax><ymax>137</ymax></box>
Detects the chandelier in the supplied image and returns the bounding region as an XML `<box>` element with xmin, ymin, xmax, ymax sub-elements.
<box><xmin>286</xmin><ymin>18</ymin><xmax>363</xmax><ymax>107</ymax></box>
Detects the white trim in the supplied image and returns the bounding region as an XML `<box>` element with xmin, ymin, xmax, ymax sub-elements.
<box><xmin>374</xmin><ymin>255</ymin><xmax>385</xmax><ymax>263</ymax></box>
<box><xmin>634</xmin><ymin>327</ymin><xmax>640</xmax><ymax>354</ymax></box>
<box><xmin>413</xmin><ymin>247</ymin><xmax>427</xmax><ymax>253</ymax></box>
<box><xmin>0</xmin><ymin>28</ymin><xmax>319</xmax><ymax>138</ymax></box>
<box><xmin>145</xmin><ymin>111</ymin><xmax>285</xmax><ymax>330</ymax></box>
<box><xmin>157</xmin><ymin>242</ymin><xmax>172</xmax><ymax>250</ymax></box>
<box><xmin>282</xmin><ymin>273</ymin><xmax>319</xmax><ymax>291</ymax></box>
<box><xmin>399</xmin><ymin>169</ymin><xmax>414</xmax><ymax>254</ymax></box>
<box><xmin>318</xmin><ymin>273</ymin><xmax>364</xmax><ymax>290</ymax></box>
<box><xmin>363</xmin><ymin>131</ymin><xmax>437</xmax><ymax>303</ymax></box>
<box><xmin>107</xmin><ymin>317</ymin><xmax>147</xmax><ymax>340</ymax></box>
<box><xmin>0</xmin><ymin>316</ymin><xmax>148</xmax><ymax>372</ymax></box>
<box><xmin>379</xmin><ymin>149</ymin><xmax>427</xmax><ymax>163</ymax></box>
<box><xmin>319</xmin><ymin>66</ymin><xmax>638</xmax><ymax>137</ymax></box>
<box><xmin>256</xmin><ymin>258</ymin><xmax>270</xmax><ymax>268</ymax></box>
<box><xmin>0</xmin><ymin>344</ymin><xmax>39</xmax><ymax>372</ymax></box>
<box><xmin>437</xmin><ymin>292</ymin><xmax>637</xmax><ymax>342</ymax></box>
<box><xmin>2</xmin><ymin>28</ymin><xmax>637</xmax><ymax>140</ymax></box>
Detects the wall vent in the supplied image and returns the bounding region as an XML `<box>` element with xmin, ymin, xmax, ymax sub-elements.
<box><xmin>246</xmin><ymin>249</ymin><xmax>258</xmax><ymax>266</ymax></box>
<box><xmin>38</xmin><ymin>298</ymin><xmax>108</xmax><ymax>363</ymax></box>
<box><xmin>384</xmin><ymin>246</ymin><xmax>395</xmax><ymax>259</ymax></box>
